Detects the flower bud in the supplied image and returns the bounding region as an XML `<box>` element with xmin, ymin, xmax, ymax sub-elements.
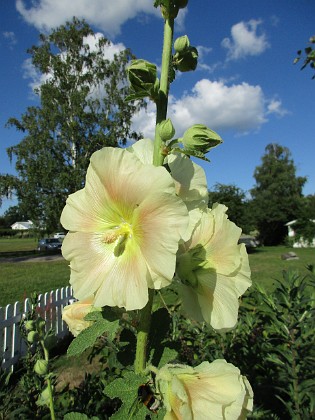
<box><xmin>173</xmin><ymin>46</ymin><xmax>198</xmax><ymax>72</ymax></box>
<box><xmin>27</xmin><ymin>330</ymin><xmax>39</xmax><ymax>343</ymax></box>
<box><xmin>44</xmin><ymin>334</ymin><xmax>57</xmax><ymax>351</ymax></box>
<box><xmin>34</xmin><ymin>359</ymin><xmax>48</xmax><ymax>376</ymax></box>
<box><xmin>174</xmin><ymin>35</ymin><xmax>190</xmax><ymax>53</ymax></box>
<box><xmin>158</xmin><ymin>119</ymin><xmax>175</xmax><ymax>141</ymax></box>
<box><xmin>62</xmin><ymin>297</ymin><xmax>95</xmax><ymax>337</ymax></box>
<box><xmin>127</xmin><ymin>59</ymin><xmax>159</xmax><ymax>101</ymax></box>
<box><xmin>36</xmin><ymin>317</ymin><xmax>46</xmax><ymax>333</ymax></box>
<box><xmin>181</xmin><ymin>124</ymin><xmax>223</xmax><ymax>154</ymax></box>
<box><xmin>24</xmin><ymin>320</ymin><xmax>36</xmax><ymax>331</ymax></box>
<box><xmin>176</xmin><ymin>0</ymin><xmax>189</xmax><ymax>8</ymax></box>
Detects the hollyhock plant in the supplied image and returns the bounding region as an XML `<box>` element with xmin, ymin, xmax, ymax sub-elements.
<box><xmin>176</xmin><ymin>203</ymin><xmax>251</xmax><ymax>330</ymax></box>
<box><xmin>155</xmin><ymin>359</ymin><xmax>253</xmax><ymax>420</ymax></box>
<box><xmin>130</xmin><ymin>138</ymin><xmax>208</xmax><ymax>240</ymax></box>
<box><xmin>61</xmin><ymin>146</ymin><xmax>189</xmax><ymax>311</ymax></box>
<box><xmin>62</xmin><ymin>297</ymin><xmax>97</xmax><ymax>337</ymax></box>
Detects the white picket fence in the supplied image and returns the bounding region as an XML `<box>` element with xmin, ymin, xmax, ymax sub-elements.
<box><xmin>0</xmin><ymin>286</ymin><xmax>75</xmax><ymax>371</ymax></box>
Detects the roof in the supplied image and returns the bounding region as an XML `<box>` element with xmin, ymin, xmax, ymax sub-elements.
<box><xmin>11</xmin><ymin>220</ymin><xmax>34</xmax><ymax>229</ymax></box>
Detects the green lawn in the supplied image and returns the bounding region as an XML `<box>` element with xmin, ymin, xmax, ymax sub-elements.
<box><xmin>0</xmin><ymin>237</ymin><xmax>38</xmax><ymax>254</ymax></box>
<box><xmin>249</xmin><ymin>246</ymin><xmax>315</xmax><ymax>290</ymax></box>
<box><xmin>0</xmin><ymin>260</ymin><xmax>70</xmax><ymax>307</ymax></box>
<box><xmin>0</xmin><ymin>239</ymin><xmax>314</xmax><ymax>308</ymax></box>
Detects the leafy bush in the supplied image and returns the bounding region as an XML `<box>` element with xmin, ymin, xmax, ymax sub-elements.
<box><xmin>1</xmin><ymin>268</ymin><xmax>314</xmax><ymax>419</ymax></box>
<box><xmin>172</xmin><ymin>268</ymin><xmax>315</xmax><ymax>419</ymax></box>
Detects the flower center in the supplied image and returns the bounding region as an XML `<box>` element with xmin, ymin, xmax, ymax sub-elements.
<box><xmin>102</xmin><ymin>222</ymin><xmax>133</xmax><ymax>257</ymax></box>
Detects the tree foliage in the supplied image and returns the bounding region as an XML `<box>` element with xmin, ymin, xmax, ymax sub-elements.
<box><xmin>3</xmin><ymin>18</ymin><xmax>141</xmax><ymax>232</ymax></box>
<box><xmin>293</xmin><ymin>194</ymin><xmax>315</xmax><ymax>245</ymax></box>
<box><xmin>208</xmin><ymin>183</ymin><xmax>255</xmax><ymax>234</ymax></box>
<box><xmin>251</xmin><ymin>143</ymin><xmax>306</xmax><ymax>245</ymax></box>
<box><xmin>294</xmin><ymin>35</ymin><xmax>315</xmax><ymax>79</ymax></box>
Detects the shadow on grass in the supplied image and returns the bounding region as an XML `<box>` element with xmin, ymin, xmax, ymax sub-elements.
<box><xmin>0</xmin><ymin>249</ymin><xmax>62</xmax><ymax>261</ymax></box>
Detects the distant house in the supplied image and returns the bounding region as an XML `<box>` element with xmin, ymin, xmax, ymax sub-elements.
<box><xmin>285</xmin><ymin>219</ymin><xmax>315</xmax><ymax>248</ymax></box>
<box><xmin>11</xmin><ymin>220</ymin><xmax>34</xmax><ymax>230</ymax></box>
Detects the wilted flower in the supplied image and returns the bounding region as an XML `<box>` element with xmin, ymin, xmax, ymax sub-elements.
<box><xmin>155</xmin><ymin>359</ymin><xmax>253</xmax><ymax>420</ymax></box>
<box><xmin>176</xmin><ymin>203</ymin><xmax>251</xmax><ymax>330</ymax></box>
<box><xmin>62</xmin><ymin>297</ymin><xmax>96</xmax><ymax>337</ymax></box>
<box><xmin>61</xmin><ymin>146</ymin><xmax>188</xmax><ymax>311</ymax></box>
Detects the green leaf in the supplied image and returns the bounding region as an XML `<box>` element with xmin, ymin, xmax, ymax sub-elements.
<box><xmin>36</xmin><ymin>386</ymin><xmax>50</xmax><ymax>407</ymax></box>
<box><xmin>104</xmin><ymin>371</ymin><xmax>147</xmax><ymax>419</ymax></box>
<box><xmin>171</xmin><ymin>147</ymin><xmax>210</xmax><ymax>162</ymax></box>
<box><xmin>158</xmin><ymin>347</ymin><xmax>178</xmax><ymax>368</ymax></box>
<box><xmin>105</xmin><ymin>371</ymin><xmax>166</xmax><ymax>419</ymax></box>
<box><xmin>67</xmin><ymin>319</ymin><xmax>120</xmax><ymax>357</ymax></box>
<box><xmin>64</xmin><ymin>413</ymin><xmax>99</xmax><ymax>420</ymax></box>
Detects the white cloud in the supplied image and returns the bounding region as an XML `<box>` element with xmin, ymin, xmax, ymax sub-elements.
<box><xmin>132</xmin><ymin>79</ymin><xmax>286</xmax><ymax>137</ymax></box>
<box><xmin>174</xmin><ymin>8</ymin><xmax>187</xmax><ymax>33</ymax></box>
<box><xmin>131</xmin><ymin>101</ymin><xmax>157</xmax><ymax>139</ymax></box>
<box><xmin>16</xmin><ymin>0</ymin><xmax>160</xmax><ymax>37</ymax></box>
<box><xmin>195</xmin><ymin>45</ymin><xmax>220</xmax><ymax>73</ymax></box>
<box><xmin>3</xmin><ymin>31</ymin><xmax>17</xmax><ymax>47</ymax></box>
<box><xmin>266</xmin><ymin>99</ymin><xmax>289</xmax><ymax>117</ymax></box>
<box><xmin>221</xmin><ymin>19</ymin><xmax>269</xmax><ymax>61</ymax></box>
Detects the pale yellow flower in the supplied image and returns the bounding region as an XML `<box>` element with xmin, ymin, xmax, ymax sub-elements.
<box><xmin>62</xmin><ymin>297</ymin><xmax>95</xmax><ymax>337</ymax></box>
<box><xmin>176</xmin><ymin>203</ymin><xmax>251</xmax><ymax>330</ymax></box>
<box><xmin>61</xmin><ymin>146</ymin><xmax>188</xmax><ymax>311</ymax></box>
<box><xmin>130</xmin><ymin>138</ymin><xmax>208</xmax><ymax>240</ymax></box>
<box><xmin>155</xmin><ymin>360</ymin><xmax>253</xmax><ymax>420</ymax></box>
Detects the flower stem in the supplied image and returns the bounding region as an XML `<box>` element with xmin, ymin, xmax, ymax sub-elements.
<box><xmin>153</xmin><ymin>16</ymin><xmax>174</xmax><ymax>166</ymax></box>
<box><xmin>43</xmin><ymin>344</ymin><xmax>56</xmax><ymax>420</ymax></box>
<box><xmin>135</xmin><ymin>13</ymin><xmax>175</xmax><ymax>374</ymax></box>
<box><xmin>134</xmin><ymin>289</ymin><xmax>154</xmax><ymax>374</ymax></box>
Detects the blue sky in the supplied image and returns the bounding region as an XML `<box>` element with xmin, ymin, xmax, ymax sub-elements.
<box><xmin>1</xmin><ymin>0</ymin><xmax>314</xmax><ymax>215</ymax></box>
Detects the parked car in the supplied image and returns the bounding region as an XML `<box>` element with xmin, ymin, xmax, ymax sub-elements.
<box><xmin>37</xmin><ymin>238</ymin><xmax>62</xmax><ymax>252</ymax></box>
<box><xmin>53</xmin><ymin>232</ymin><xmax>66</xmax><ymax>239</ymax></box>
<box><xmin>238</xmin><ymin>235</ymin><xmax>259</xmax><ymax>249</ymax></box>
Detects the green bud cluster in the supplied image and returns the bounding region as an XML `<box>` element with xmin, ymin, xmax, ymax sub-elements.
<box><xmin>181</xmin><ymin>124</ymin><xmax>223</xmax><ymax>154</ymax></box>
<box><xmin>126</xmin><ymin>59</ymin><xmax>159</xmax><ymax>102</ymax></box>
<box><xmin>173</xmin><ymin>35</ymin><xmax>198</xmax><ymax>72</ymax></box>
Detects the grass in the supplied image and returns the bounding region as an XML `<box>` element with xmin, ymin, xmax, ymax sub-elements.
<box><xmin>249</xmin><ymin>246</ymin><xmax>315</xmax><ymax>290</ymax></box>
<box><xmin>0</xmin><ymin>239</ymin><xmax>314</xmax><ymax>308</ymax></box>
<box><xmin>0</xmin><ymin>260</ymin><xmax>70</xmax><ymax>307</ymax></box>
<box><xmin>0</xmin><ymin>237</ymin><xmax>38</xmax><ymax>255</ymax></box>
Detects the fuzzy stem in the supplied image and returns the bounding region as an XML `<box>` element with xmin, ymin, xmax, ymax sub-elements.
<box><xmin>153</xmin><ymin>16</ymin><xmax>174</xmax><ymax>166</ymax></box>
<box><xmin>134</xmin><ymin>289</ymin><xmax>154</xmax><ymax>374</ymax></box>
<box><xmin>134</xmin><ymin>14</ymin><xmax>174</xmax><ymax>374</ymax></box>
<box><xmin>42</xmin><ymin>344</ymin><xmax>56</xmax><ymax>420</ymax></box>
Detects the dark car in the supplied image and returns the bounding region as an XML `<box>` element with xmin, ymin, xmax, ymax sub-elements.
<box><xmin>37</xmin><ymin>238</ymin><xmax>62</xmax><ymax>252</ymax></box>
<box><xmin>238</xmin><ymin>235</ymin><xmax>259</xmax><ymax>249</ymax></box>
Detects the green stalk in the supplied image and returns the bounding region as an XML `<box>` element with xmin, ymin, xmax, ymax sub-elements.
<box><xmin>153</xmin><ymin>16</ymin><xmax>174</xmax><ymax>166</ymax></box>
<box><xmin>134</xmin><ymin>13</ymin><xmax>175</xmax><ymax>373</ymax></box>
<box><xmin>134</xmin><ymin>289</ymin><xmax>154</xmax><ymax>374</ymax></box>
<box><xmin>43</xmin><ymin>344</ymin><xmax>56</xmax><ymax>420</ymax></box>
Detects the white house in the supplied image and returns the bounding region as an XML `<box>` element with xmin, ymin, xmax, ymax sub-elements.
<box><xmin>285</xmin><ymin>219</ymin><xmax>315</xmax><ymax>248</ymax></box>
<box><xmin>11</xmin><ymin>220</ymin><xmax>34</xmax><ymax>230</ymax></box>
